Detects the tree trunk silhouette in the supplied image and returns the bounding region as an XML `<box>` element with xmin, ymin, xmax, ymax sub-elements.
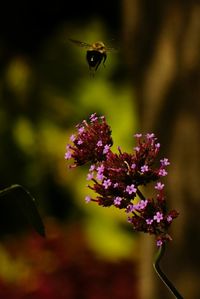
<box><xmin>122</xmin><ymin>1</ymin><xmax>200</xmax><ymax>298</ymax></box>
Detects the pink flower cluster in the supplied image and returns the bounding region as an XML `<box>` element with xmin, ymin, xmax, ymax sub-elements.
<box><xmin>65</xmin><ymin>113</ymin><xmax>179</xmax><ymax>246</ymax></box>
<box><xmin>65</xmin><ymin>113</ymin><xmax>113</xmax><ymax>166</ymax></box>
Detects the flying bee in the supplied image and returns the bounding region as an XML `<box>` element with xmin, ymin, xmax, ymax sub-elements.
<box><xmin>69</xmin><ymin>38</ymin><xmax>116</xmax><ymax>73</ymax></box>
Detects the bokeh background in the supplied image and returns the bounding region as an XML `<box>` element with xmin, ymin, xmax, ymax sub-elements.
<box><xmin>0</xmin><ymin>1</ymin><xmax>200</xmax><ymax>298</ymax></box>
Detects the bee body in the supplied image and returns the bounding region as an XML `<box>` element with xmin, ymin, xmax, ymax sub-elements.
<box><xmin>86</xmin><ymin>49</ymin><xmax>106</xmax><ymax>71</ymax></box>
<box><xmin>69</xmin><ymin>38</ymin><xmax>115</xmax><ymax>73</ymax></box>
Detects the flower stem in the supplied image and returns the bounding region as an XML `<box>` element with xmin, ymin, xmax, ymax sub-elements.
<box><xmin>153</xmin><ymin>243</ymin><xmax>184</xmax><ymax>298</ymax></box>
<box><xmin>136</xmin><ymin>188</ymin><xmax>146</xmax><ymax>201</ymax></box>
<box><xmin>0</xmin><ymin>184</ymin><xmax>20</xmax><ymax>196</ymax></box>
<box><xmin>0</xmin><ymin>184</ymin><xmax>45</xmax><ymax>237</ymax></box>
<box><xmin>136</xmin><ymin>189</ymin><xmax>183</xmax><ymax>298</ymax></box>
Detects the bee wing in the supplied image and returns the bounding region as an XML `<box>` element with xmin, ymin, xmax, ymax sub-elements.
<box><xmin>69</xmin><ymin>38</ymin><xmax>92</xmax><ymax>49</ymax></box>
<box><xmin>105</xmin><ymin>45</ymin><xmax>118</xmax><ymax>52</ymax></box>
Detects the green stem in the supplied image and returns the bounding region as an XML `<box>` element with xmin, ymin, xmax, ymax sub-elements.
<box><xmin>0</xmin><ymin>184</ymin><xmax>23</xmax><ymax>196</ymax></box>
<box><xmin>153</xmin><ymin>243</ymin><xmax>184</xmax><ymax>298</ymax></box>
<box><xmin>136</xmin><ymin>188</ymin><xmax>183</xmax><ymax>298</ymax></box>
<box><xmin>0</xmin><ymin>184</ymin><xmax>45</xmax><ymax>237</ymax></box>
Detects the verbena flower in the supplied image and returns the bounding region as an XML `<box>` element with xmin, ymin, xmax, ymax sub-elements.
<box><xmin>66</xmin><ymin>113</ymin><xmax>179</xmax><ymax>246</ymax></box>
<box><xmin>126</xmin><ymin>189</ymin><xmax>179</xmax><ymax>246</ymax></box>
<box><xmin>65</xmin><ymin>113</ymin><xmax>113</xmax><ymax>167</ymax></box>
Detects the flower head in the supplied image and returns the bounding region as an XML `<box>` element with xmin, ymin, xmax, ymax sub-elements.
<box><xmin>65</xmin><ymin>113</ymin><xmax>113</xmax><ymax>166</ymax></box>
<box><xmin>66</xmin><ymin>114</ymin><xmax>179</xmax><ymax>246</ymax></box>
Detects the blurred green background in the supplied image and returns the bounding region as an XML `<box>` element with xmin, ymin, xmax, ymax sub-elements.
<box><xmin>0</xmin><ymin>2</ymin><xmax>139</xmax><ymax>299</ymax></box>
<box><xmin>1</xmin><ymin>1</ymin><xmax>200</xmax><ymax>299</ymax></box>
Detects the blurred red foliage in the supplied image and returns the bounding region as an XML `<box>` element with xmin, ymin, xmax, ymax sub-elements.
<box><xmin>0</xmin><ymin>219</ymin><xmax>139</xmax><ymax>299</ymax></box>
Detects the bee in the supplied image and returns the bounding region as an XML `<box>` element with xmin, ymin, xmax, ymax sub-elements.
<box><xmin>69</xmin><ymin>38</ymin><xmax>116</xmax><ymax>73</ymax></box>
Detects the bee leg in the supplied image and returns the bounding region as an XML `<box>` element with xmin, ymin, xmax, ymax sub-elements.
<box><xmin>95</xmin><ymin>63</ymin><xmax>100</xmax><ymax>71</ymax></box>
<box><xmin>89</xmin><ymin>69</ymin><xmax>95</xmax><ymax>77</ymax></box>
<box><xmin>95</xmin><ymin>59</ymin><xmax>102</xmax><ymax>71</ymax></box>
<box><xmin>102</xmin><ymin>53</ymin><xmax>107</xmax><ymax>68</ymax></box>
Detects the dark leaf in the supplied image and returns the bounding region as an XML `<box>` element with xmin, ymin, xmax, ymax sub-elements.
<box><xmin>0</xmin><ymin>184</ymin><xmax>45</xmax><ymax>237</ymax></box>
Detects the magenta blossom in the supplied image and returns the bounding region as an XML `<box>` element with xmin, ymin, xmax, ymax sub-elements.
<box><xmin>66</xmin><ymin>113</ymin><xmax>179</xmax><ymax>246</ymax></box>
<box><xmin>65</xmin><ymin>113</ymin><xmax>113</xmax><ymax>167</ymax></box>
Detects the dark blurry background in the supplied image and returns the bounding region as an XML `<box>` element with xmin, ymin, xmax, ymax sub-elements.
<box><xmin>0</xmin><ymin>2</ymin><xmax>139</xmax><ymax>299</ymax></box>
<box><xmin>0</xmin><ymin>1</ymin><xmax>200</xmax><ymax>299</ymax></box>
